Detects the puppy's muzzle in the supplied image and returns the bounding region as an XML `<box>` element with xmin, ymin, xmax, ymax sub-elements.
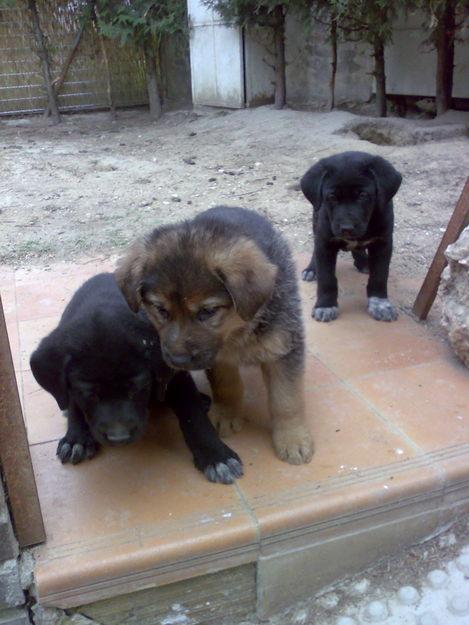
<box><xmin>162</xmin><ymin>347</ymin><xmax>214</xmax><ymax>371</ymax></box>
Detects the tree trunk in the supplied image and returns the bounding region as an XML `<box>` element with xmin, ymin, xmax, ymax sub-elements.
<box><xmin>273</xmin><ymin>6</ymin><xmax>286</xmax><ymax>110</ymax></box>
<box><xmin>435</xmin><ymin>0</ymin><xmax>456</xmax><ymax>116</ymax></box>
<box><xmin>27</xmin><ymin>0</ymin><xmax>60</xmax><ymax>123</ymax></box>
<box><xmin>98</xmin><ymin>31</ymin><xmax>116</xmax><ymax>120</ymax></box>
<box><xmin>329</xmin><ymin>14</ymin><xmax>337</xmax><ymax>111</ymax></box>
<box><xmin>143</xmin><ymin>39</ymin><xmax>162</xmax><ymax>121</ymax></box>
<box><xmin>46</xmin><ymin>15</ymin><xmax>88</xmax><ymax>117</ymax></box>
<box><xmin>373</xmin><ymin>37</ymin><xmax>386</xmax><ymax>117</ymax></box>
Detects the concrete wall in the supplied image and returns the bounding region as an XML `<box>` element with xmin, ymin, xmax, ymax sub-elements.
<box><xmin>160</xmin><ymin>32</ymin><xmax>192</xmax><ymax>109</ymax></box>
<box><xmin>385</xmin><ymin>10</ymin><xmax>469</xmax><ymax>98</ymax></box>
<box><xmin>285</xmin><ymin>15</ymin><xmax>372</xmax><ymax>109</ymax></box>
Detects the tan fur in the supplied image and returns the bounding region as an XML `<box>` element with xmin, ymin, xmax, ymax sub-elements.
<box><xmin>262</xmin><ymin>362</ymin><xmax>313</xmax><ymax>464</ymax></box>
<box><xmin>114</xmin><ymin>238</ymin><xmax>148</xmax><ymax>312</ymax></box>
<box><xmin>115</xmin><ymin>217</ymin><xmax>313</xmax><ymax>465</ymax></box>
<box><xmin>206</xmin><ymin>363</ymin><xmax>244</xmax><ymax>437</ymax></box>
<box><xmin>206</xmin><ymin>237</ymin><xmax>278</xmax><ymax>321</ymax></box>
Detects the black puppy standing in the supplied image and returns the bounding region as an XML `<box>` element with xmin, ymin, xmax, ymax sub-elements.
<box><xmin>30</xmin><ymin>273</ymin><xmax>243</xmax><ymax>484</ymax></box>
<box><xmin>301</xmin><ymin>151</ymin><xmax>402</xmax><ymax>322</ymax></box>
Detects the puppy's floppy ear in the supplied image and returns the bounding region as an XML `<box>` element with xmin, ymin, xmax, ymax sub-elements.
<box><xmin>30</xmin><ymin>330</ymin><xmax>70</xmax><ymax>411</ymax></box>
<box><xmin>368</xmin><ymin>156</ymin><xmax>402</xmax><ymax>206</ymax></box>
<box><xmin>210</xmin><ymin>238</ymin><xmax>278</xmax><ymax>321</ymax></box>
<box><xmin>115</xmin><ymin>238</ymin><xmax>147</xmax><ymax>312</ymax></box>
<box><xmin>300</xmin><ymin>161</ymin><xmax>328</xmax><ymax>209</ymax></box>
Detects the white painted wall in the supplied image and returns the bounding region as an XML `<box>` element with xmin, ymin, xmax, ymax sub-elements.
<box><xmin>187</xmin><ymin>0</ymin><xmax>245</xmax><ymax>108</ymax></box>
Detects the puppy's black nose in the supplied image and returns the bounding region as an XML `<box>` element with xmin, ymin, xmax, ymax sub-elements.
<box><xmin>168</xmin><ymin>353</ymin><xmax>193</xmax><ymax>367</ymax></box>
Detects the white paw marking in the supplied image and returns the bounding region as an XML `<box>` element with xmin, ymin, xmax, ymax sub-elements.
<box><xmin>367</xmin><ymin>297</ymin><xmax>398</xmax><ymax>322</ymax></box>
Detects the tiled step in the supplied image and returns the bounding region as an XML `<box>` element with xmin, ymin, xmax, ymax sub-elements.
<box><xmin>3</xmin><ymin>258</ymin><xmax>468</xmax><ymax>621</ymax></box>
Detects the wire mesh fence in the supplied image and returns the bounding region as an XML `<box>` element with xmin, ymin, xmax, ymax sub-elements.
<box><xmin>0</xmin><ymin>0</ymin><xmax>154</xmax><ymax>115</ymax></box>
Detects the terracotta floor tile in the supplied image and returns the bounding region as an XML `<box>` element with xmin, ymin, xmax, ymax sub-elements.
<box><xmin>18</xmin><ymin>316</ymin><xmax>60</xmax><ymax>371</ymax></box>
<box><xmin>32</xmin><ymin>414</ymin><xmax>257</xmax><ymax>602</ymax></box>
<box><xmin>305</xmin><ymin>307</ymin><xmax>448</xmax><ymax>380</ymax></box>
<box><xmin>6</xmin><ymin>320</ymin><xmax>21</xmax><ymax>372</ymax></box>
<box><xmin>352</xmin><ymin>357</ymin><xmax>469</xmax><ymax>452</ymax></box>
<box><xmin>1</xmin><ymin>284</ymin><xmax>18</xmax><ymax>324</ymax></box>
<box><xmin>10</xmin><ymin>255</ymin><xmax>467</xmax><ymax>606</ymax></box>
<box><xmin>234</xmin><ymin>381</ymin><xmax>428</xmax><ymax>537</ymax></box>
<box><xmin>15</xmin><ymin>271</ymin><xmax>102</xmax><ymax>322</ymax></box>
<box><xmin>22</xmin><ymin>369</ymin><xmax>66</xmax><ymax>445</ymax></box>
<box><xmin>0</xmin><ymin>266</ymin><xmax>15</xmax><ymax>286</ymax></box>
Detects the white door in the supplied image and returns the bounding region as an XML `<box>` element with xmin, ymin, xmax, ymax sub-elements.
<box><xmin>187</xmin><ymin>0</ymin><xmax>245</xmax><ymax>108</ymax></box>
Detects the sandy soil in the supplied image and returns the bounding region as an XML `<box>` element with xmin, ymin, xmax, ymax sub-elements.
<box><xmin>1</xmin><ymin>105</ymin><xmax>468</xmax><ymax>326</ymax></box>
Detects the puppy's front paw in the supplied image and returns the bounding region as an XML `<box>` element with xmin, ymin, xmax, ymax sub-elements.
<box><xmin>302</xmin><ymin>267</ymin><xmax>316</xmax><ymax>282</ymax></box>
<box><xmin>368</xmin><ymin>297</ymin><xmax>398</xmax><ymax>322</ymax></box>
<box><xmin>57</xmin><ymin>433</ymin><xmax>99</xmax><ymax>465</ymax></box>
<box><xmin>194</xmin><ymin>445</ymin><xmax>244</xmax><ymax>484</ymax></box>
<box><xmin>209</xmin><ymin>403</ymin><xmax>243</xmax><ymax>437</ymax></box>
<box><xmin>273</xmin><ymin>427</ymin><xmax>314</xmax><ymax>465</ymax></box>
<box><xmin>313</xmin><ymin>306</ymin><xmax>338</xmax><ymax>322</ymax></box>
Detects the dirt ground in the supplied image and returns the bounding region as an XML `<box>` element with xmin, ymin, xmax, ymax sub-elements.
<box><xmin>1</xmin><ymin>105</ymin><xmax>468</xmax><ymax>327</ymax></box>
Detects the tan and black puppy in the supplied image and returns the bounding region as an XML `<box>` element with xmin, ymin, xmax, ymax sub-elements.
<box><xmin>115</xmin><ymin>206</ymin><xmax>313</xmax><ymax>466</ymax></box>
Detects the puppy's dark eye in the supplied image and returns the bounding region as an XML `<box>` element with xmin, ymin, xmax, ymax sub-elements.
<box><xmin>359</xmin><ymin>191</ymin><xmax>369</xmax><ymax>199</ymax></box>
<box><xmin>153</xmin><ymin>304</ymin><xmax>169</xmax><ymax>320</ymax></box>
<box><xmin>197</xmin><ymin>307</ymin><xmax>219</xmax><ymax>322</ymax></box>
<box><xmin>326</xmin><ymin>193</ymin><xmax>337</xmax><ymax>202</ymax></box>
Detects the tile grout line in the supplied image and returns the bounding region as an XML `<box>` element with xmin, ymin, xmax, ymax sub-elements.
<box><xmin>234</xmin><ymin>477</ymin><xmax>262</xmax><ymax>548</ymax></box>
<box><xmin>313</xmin><ymin>354</ymin><xmax>450</xmax><ymax>489</ymax></box>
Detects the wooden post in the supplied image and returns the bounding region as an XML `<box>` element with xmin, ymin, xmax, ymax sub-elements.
<box><xmin>0</xmin><ymin>296</ymin><xmax>46</xmax><ymax>547</ymax></box>
<box><xmin>412</xmin><ymin>178</ymin><xmax>469</xmax><ymax>320</ymax></box>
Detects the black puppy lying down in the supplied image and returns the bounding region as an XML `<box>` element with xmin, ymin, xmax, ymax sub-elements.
<box><xmin>301</xmin><ymin>151</ymin><xmax>402</xmax><ymax>322</ymax></box>
<box><xmin>30</xmin><ymin>273</ymin><xmax>243</xmax><ymax>484</ymax></box>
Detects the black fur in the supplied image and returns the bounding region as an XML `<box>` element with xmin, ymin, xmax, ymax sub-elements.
<box><xmin>300</xmin><ymin>151</ymin><xmax>402</xmax><ymax>322</ymax></box>
<box><xmin>30</xmin><ymin>273</ymin><xmax>243</xmax><ymax>484</ymax></box>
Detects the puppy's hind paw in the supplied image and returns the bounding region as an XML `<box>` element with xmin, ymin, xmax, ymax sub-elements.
<box><xmin>368</xmin><ymin>297</ymin><xmax>398</xmax><ymax>322</ymax></box>
<box><xmin>302</xmin><ymin>267</ymin><xmax>316</xmax><ymax>282</ymax></box>
<box><xmin>313</xmin><ymin>306</ymin><xmax>338</xmax><ymax>322</ymax></box>
<box><xmin>57</xmin><ymin>433</ymin><xmax>99</xmax><ymax>465</ymax></box>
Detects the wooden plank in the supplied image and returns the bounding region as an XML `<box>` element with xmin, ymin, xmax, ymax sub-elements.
<box><xmin>412</xmin><ymin>177</ymin><xmax>469</xmax><ymax>320</ymax></box>
<box><xmin>0</xmin><ymin>294</ymin><xmax>46</xmax><ymax>547</ymax></box>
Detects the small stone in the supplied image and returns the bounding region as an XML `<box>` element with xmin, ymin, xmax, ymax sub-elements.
<box><xmin>397</xmin><ymin>585</ymin><xmax>420</xmax><ymax>605</ymax></box>
<box><xmin>427</xmin><ymin>569</ymin><xmax>448</xmax><ymax>589</ymax></box>
<box><xmin>455</xmin><ymin>553</ymin><xmax>469</xmax><ymax>576</ymax></box>
<box><xmin>349</xmin><ymin>578</ymin><xmax>370</xmax><ymax>595</ymax></box>
<box><xmin>189</xmin><ymin>131</ymin><xmax>197</xmax><ymax>136</ymax></box>
<box><xmin>448</xmin><ymin>595</ymin><xmax>469</xmax><ymax>615</ymax></box>
<box><xmin>318</xmin><ymin>592</ymin><xmax>339</xmax><ymax>609</ymax></box>
<box><xmin>293</xmin><ymin>608</ymin><xmax>308</xmax><ymax>623</ymax></box>
<box><xmin>363</xmin><ymin>600</ymin><xmax>388</xmax><ymax>621</ymax></box>
<box><xmin>208</xmin><ymin>177</ymin><xmax>217</xmax><ymax>182</ymax></box>
<box><xmin>183</xmin><ymin>157</ymin><xmax>196</xmax><ymax>165</ymax></box>
<box><xmin>418</xmin><ymin>613</ymin><xmax>438</xmax><ymax>625</ymax></box>
<box><xmin>171</xmin><ymin>195</ymin><xmax>181</xmax><ymax>203</ymax></box>
<box><xmin>266</xmin><ymin>181</ymin><xmax>274</xmax><ymax>185</ymax></box>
